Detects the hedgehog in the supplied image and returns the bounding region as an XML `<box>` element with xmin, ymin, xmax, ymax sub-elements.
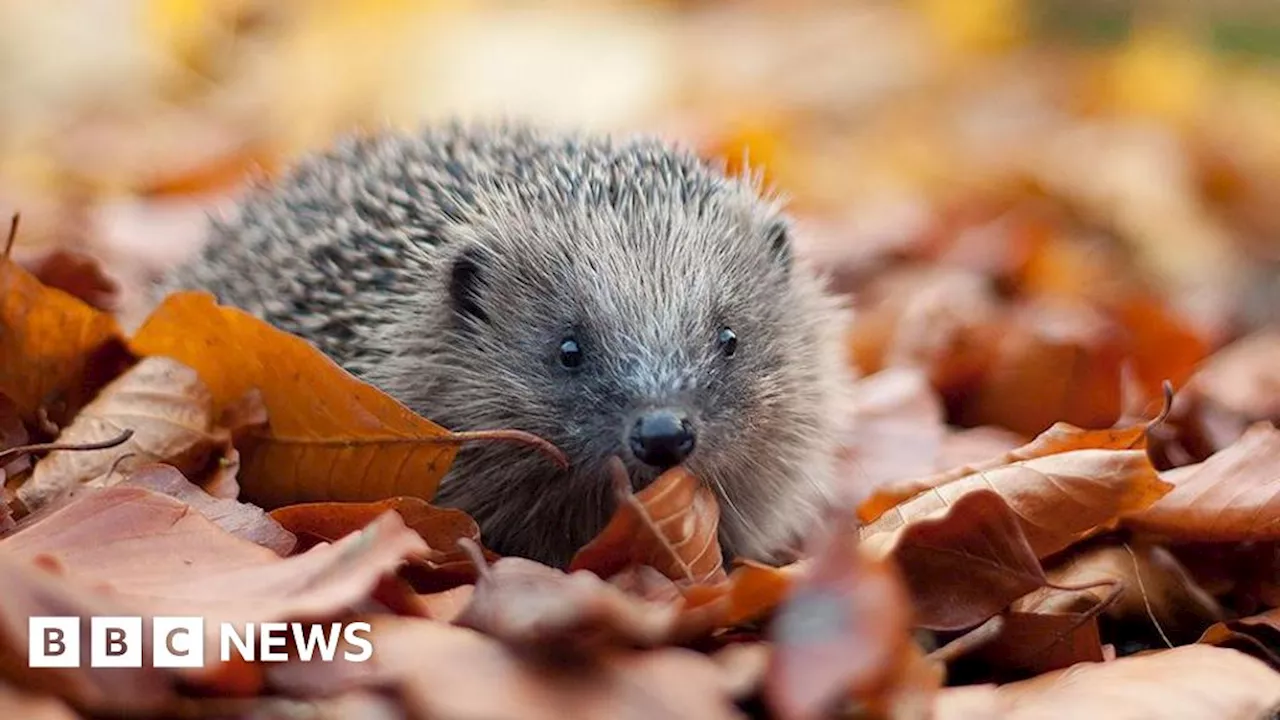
<box><xmin>157</xmin><ymin>122</ymin><xmax>856</xmax><ymax>569</ymax></box>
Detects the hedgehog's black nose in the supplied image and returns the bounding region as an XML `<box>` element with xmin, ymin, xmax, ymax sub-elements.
<box><xmin>629</xmin><ymin>410</ymin><xmax>696</xmax><ymax>470</ymax></box>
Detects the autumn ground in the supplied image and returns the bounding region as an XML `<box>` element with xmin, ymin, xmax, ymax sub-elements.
<box><xmin>5</xmin><ymin>1</ymin><xmax>1280</xmax><ymax>719</ymax></box>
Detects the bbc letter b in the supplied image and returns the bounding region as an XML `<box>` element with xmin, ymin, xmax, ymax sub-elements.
<box><xmin>91</xmin><ymin>617</ymin><xmax>142</xmax><ymax>668</ymax></box>
<box><xmin>29</xmin><ymin>617</ymin><xmax>80</xmax><ymax>668</ymax></box>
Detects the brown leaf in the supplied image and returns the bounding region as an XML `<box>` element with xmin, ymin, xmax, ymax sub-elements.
<box><xmin>119</xmin><ymin>463</ymin><xmax>297</xmax><ymax>556</ymax></box>
<box><xmin>1184</xmin><ymin>330</ymin><xmax>1280</xmax><ymax>430</ymax></box>
<box><xmin>847</xmin><ymin>266</ymin><xmax>1001</xmax><ymax>396</ymax></box>
<box><xmin>765</xmin><ymin>515</ymin><xmax>914</xmax><ymax>720</ymax></box>
<box><xmin>836</xmin><ymin>367</ymin><xmax>946</xmax><ymax>495</ymax></box>
<box><xmin>958</xmin><ymin>299</ymin><xmax>1126</xmax><ymax>437</ymax></box>
<box><xmin>862</xmin><ymin>449</ymin><xmax>1169</xmax><ymax>559</ymax></box>
<box><xmin>570</xmin><ymin>462</ymin><xmax>727</xmax><ymax>585</ymax></box>
<box><xmin>1109</xmin><ymin>292</ymin><xmax>1210</xmax><ymax>405</ymax></box>
<box><xmin>0</xmin><ymin>486</ymin><xmax>427</xmax><ymax>712</ymax></box>
<box><xmin>0</xmin><ymin>245</ymin><xmax>131</xmax><ymax>428</ymax></box>
<box><xmin>17</xmin><ymin>247</ymin><xmax>119</xmax><ymax>312</ymax></box>
<box><xmin>270</xmin><ymin>497</ymin><xmax>489</xmax><ymax>589</ymax></box>
<box><xmin>130</xmin><ymin>292</ymin><xmax>564</xmax><ymax>509</ymax></box>
<box><xmin>273</xmin><ymin>617</ymin><xmax>742</xmax><ymax>720</ymax></box>
<box><xmin>1028</xmin><ymin>542</ymin><xmax>1222</xmax><ymax>645</ymax></box>
<box><xmin>861</xmin><ymin>490</ymin><xmax>1047</xmax><ymax>631</ymax></box>
<box><xmin>859</xmin><ymin>415</ymin><xmax>1154</xmax><ymax>524</ymax></box>
<box><xmin>936</xmin><ymin>425</ymin><xmax>1026</xmax><ymax>472</ymax></box>
<box><xmin>1127</xmin><ymin>422</ymin><xmax>1280</xmax><ymax>542</ymax></box>
<box><xmin>453</xmin><ymin>556</ymin><xmax>720</xmax><ymax>653</ymax></box>
<box><xmin>420</xmin><ymin>585</ymin><xmax>475</xmax><ymax>623</ymax></box>
<box><xmin>991</xmin><ymin>645</ymin><xmax>1280</xmax><ymax>719</ymax></box>
<box><xmin>969</xmin><ymin>608</ymin><xmax>1106</xmax><ymax>678</ymax></box>
<box><xmin>1200</xmin><ymin>607</ymin><xmax>1280</xmax><ymax>670</ymax></box>
<box><xmin>17</xmin><ymin>356</ymin><xmax>235</xmax><ymax>510</ymax></box>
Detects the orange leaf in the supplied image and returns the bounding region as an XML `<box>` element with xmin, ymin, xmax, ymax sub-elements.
<box><xmin>271</xmin><ymin>497</ymin><xmax>492</xmax><ymax>590</ymax></box>
<box><xmin>861</xmin><ymin>489</ymin><xmax>1046</xmax><ymax>631</ymax></box>
<box><xmin>859</xmin><ymin>414</ymin><xmax>1155</xmax><ymax>524</ymax></box>
<box><xmin>957</xmin><ymin>299</ymin><xmax>1126</xmax><ymax>437</ymax></box>
<box><xmin>861</xmin><ymin>449</ymin><xmax>1170</xmax><ymax>559</ymax></box>
<box><xmin>570</xmin><ymin>461</ymin><xmax>727</xmax><ymax>585</ymax></box>
<box><xmin>0</xmin><ymin>245</ymin><xmax>130</xmax><ymax>428</ymax></box>
<box><xmin>1127</xmin><ymin>422</ymin><xmax>1280</xmax><ymax>542</ymax></box>
<box><xmin>723</xmin><ymin>559</ymin><xmax>806</xmax><ymax>627</ymax></box>
<box><xmin>130</xmin><ymin>292</ymin><xmax>480</xmax><ymax>508</ymax></box>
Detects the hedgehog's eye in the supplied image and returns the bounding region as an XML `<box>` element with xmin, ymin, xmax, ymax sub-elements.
<box><xmin>717</xmin><ymin>327</ymin><xmax>738</xmax><ymax>358</ymax></box>
<box><xmin>559</xmin><ymin>337</ymin><xmax>584</xmax><ymax>369</ymax></box>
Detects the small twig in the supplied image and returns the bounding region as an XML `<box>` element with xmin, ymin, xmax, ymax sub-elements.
<box><xmin>104</xmin><ymin>452</ymin><xmax>138</xmax><ymax>479</ymax></box>
<box><xmin>429</xmin><ymin>429</ymin><xmax>569</xmax><ymax>470</ymax></box>
<box><xmin>1124</xmin><ymin>541</ymin><xmax>1175</xmax><ymax>648</ymax></box>
<box><xmin>0</xmin><ymin>428</ymin><xmax>134</xmax><ymax>467</ymax></box>
<box><xmin>456</xmin><ymin>537</ymin><xmax>493</xmax><ymax>582</ymax></box>
<box><xmin>926</xmin><ymin>615</ymin><xmax>1006</xmax><ymax>665</ymax></box>
<box><xmin>2</xmin><ymin>213</ymin><xmax>17</xmax><ymax>260</ymax></box>
<box><xmin>1143</xmin><ymin>380</ymin><xmax>1175</xmax><ymax>439</ymax></box>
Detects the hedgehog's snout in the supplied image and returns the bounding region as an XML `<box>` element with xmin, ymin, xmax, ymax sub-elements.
<box><xmin>627</xmin><ymin>409</ymin><xmax>696</xmax><ymax>470</ymax></box>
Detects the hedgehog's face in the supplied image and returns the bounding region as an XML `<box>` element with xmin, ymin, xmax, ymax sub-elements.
<box><xmin>426</xmin><ymin>188</ymin><xmax>846</xmax><ymax>566</ymax></box>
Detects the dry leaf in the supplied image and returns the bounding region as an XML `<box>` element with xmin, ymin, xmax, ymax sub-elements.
<box><xmin>270</xmin><ymin>496</ymin><xmax>490</xmax><ymax>590</ymax></box>
<box><xmin>452</xmin><ymin>556</ymin><xmax>716</xmax><ymax>653</ymax></box>
<box><xmin>1027</xmin><ymin>542</ymin><xmax>1222</xmax><ymax>646</ymax></box>
<box><xmin>836</xmin><ymin>367</ymin><xmax>947</xmax><ymax>494</ymax></box>
<box><xmin>0</xmin><ymin>486</ymin><xmax>427</xmax><ymax>711</ymax></box>
<box><xmin>847</xmin><ymin>266</ymin><xmax>1001</xmax><ymax>396</ymax></box>
<box><xmin>862</xmin><ymin>449</ymin><xmax>1170</xmax><ymax>559</ymax></box>
<box><xmin>992</xmin><ymin>645</ymin><xmax>1280</xmax><ymax>719</ymax></box>
<box><xmin>1200</xmin><ymin>607</ymin><xmax>1280</xmax><ymax>670</ymax></box>
<box><xmin>1126</xmin><ymin>422</ymin><xmax>1280</xmax><ymax>542</ymax></box>
<box><xmin>765</xmin><ymin>514</ymin><xmax>914</xmax><ymax>720</ymax></box>
<box><xmin>0</xmin><ymin>249</ymin><xmax>131</xmax><ymax>427</ymax></box>
<box><xmin>18</xmin><ymin>356</ymin><xmax>234</xmax><ymax>509</ymax></box>
<box><xmin>17</xmin><ymin>247</ymin><xmax>120</xmax><ymax>312</ymax></box>
<box><xmin>570</xmin><ymin>462</ymin><xmax>727</xmax><ymax>585</ymax></box>
<box><xmin>119</xmin><ymin>463</ymin><xmax>297</xmax><ymax>556</ymax></box>
<box><xmin>958</xmin><ymin>299</ymin><xmax>1126</xmax><ymax>437</ymax></box>
<box><xmin>1184</xmin><ymin>330</ymin><xmax>1280</xmax><ymax>430</ymax></box>
<box><xmin>420</xmin><ymin>585</ymin><xmax>475</xmax><ymax>623</ymax></box>
<box><xmin>723</xmin><ymin>559</ymin><xmax>806</xmax><ymax>627</ymax></box>
<box><xmin>862</xmin><ymin>489</ymin><xmax>1046</xmax><ymax>631</ymax></box>
<box><xmin>130</xmin><ymin>292</ymin><xmax>559</xmax><ymax>508</ymax></box>
<box><xmin>860</xmin><ymin>415</ymin><xmax>1154</xmax><ymax>523</ymax></box>
<box><xmin>273</xmin><ymin>617</ymin><xmax>742</xmax><ymax>720</ymax></box>
<box><xmin>969</xmin><ymin>608</ymin><xmax>1106</xmax><ymax>678</ymax></box>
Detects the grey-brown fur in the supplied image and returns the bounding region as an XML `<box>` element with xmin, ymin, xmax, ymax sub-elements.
<box><xmin>158</xmin><ymin>122</ymin><xmax>855</xmax><ymax>568</ymax></box>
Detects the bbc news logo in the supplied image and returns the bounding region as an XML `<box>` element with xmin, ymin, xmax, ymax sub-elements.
<box><xmin>29</xmin><ymin>617</ymin><xmax>373</xmax><ymax>668</ymax></box>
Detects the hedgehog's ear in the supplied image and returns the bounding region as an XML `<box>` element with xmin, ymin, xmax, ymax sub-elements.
<box><xmin>765</xmin><ymin>218</ymin><xmax>792</xmax><ymax>272</ymax></box>
<box><xmin>449</xmin><ymin>247</ymin><xmax>490</xmax><ymax>326</ymax></box>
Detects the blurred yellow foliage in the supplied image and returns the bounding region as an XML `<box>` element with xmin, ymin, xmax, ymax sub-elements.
<box><xmin>1104</xmin><ymin>25</ymin><xmax>1217</xmax><ymax>128</ymax></box>
<box><xmin>910</xmin><ymin>0</ymin><xmax>1026</xmax><ymax>56</ymax></box>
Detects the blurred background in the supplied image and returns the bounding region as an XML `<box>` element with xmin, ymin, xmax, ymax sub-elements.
<box><xmin>3</xmin><ymin>0</ymin><xmax>1280</xmax><ymax>440</ymax></box>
